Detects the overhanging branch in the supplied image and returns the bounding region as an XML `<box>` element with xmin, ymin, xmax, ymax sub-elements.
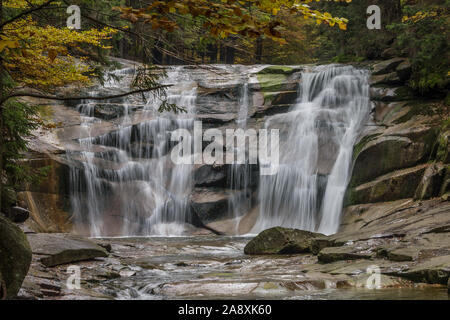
<box><xmin>0</xmin><ymin>85</ymin><xmax>172</xmax><ymax>107</ymax></box>
<box><xmin>0</xmin><ymin>0</ymin><xmax>55</xmax><ymax>30</ymax></box>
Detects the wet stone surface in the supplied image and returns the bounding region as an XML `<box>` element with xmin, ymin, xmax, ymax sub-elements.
<box><xmin>18</xmin><ymin>235</ymin><xmax>449</xmax><ymax>300</ymax></box>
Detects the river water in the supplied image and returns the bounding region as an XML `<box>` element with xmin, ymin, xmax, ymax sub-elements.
<box><xmin>87</xmin><ymin>236</ymin><xmax>448</xmax><ymax>300</ymax></box>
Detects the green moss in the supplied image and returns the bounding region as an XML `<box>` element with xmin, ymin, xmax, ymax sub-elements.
<box><xmin>445</xmin><ymin>92</ymin><xmax>450</xmax><ymax>107</ymax></box>
<box><xmin>258</xmin><ymin>66</ymin><xmax>294</xmax><ymax>75</ymax></box>
<box><xmin>36</xmin><ymin>105</ymin><xmax>54</xmax><ymax>122</ymax></box>
<box><xmin>257</xmin><ymin>73</ymin><xmax>287</xmax><ymax>92</ymax></box>
<box><xmin>0</xmin><ymin>215</ymin><xmax>32</xmax><ymax>299</ymax></box>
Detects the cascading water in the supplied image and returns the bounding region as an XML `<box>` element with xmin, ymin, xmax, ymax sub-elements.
<box><xmin>253</xmin><ymin>65</ymin><xmax>371</xmax><ymax>235</ymax></box>
<box><xmin>227</xmin><ymin>82</ymin><xmax>253</xmax><ymax>233</ymax></box>
<box><xmin>68</xmin><ymin>66</ymin><xmax>198</xmax><ymax>236</ymax></box>
<box><xmin>66</xmin><ymin>63</ymin><xmax>369</xmax><ymax>237</ymax></box>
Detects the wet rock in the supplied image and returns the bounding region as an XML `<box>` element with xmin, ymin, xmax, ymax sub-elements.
<box><xmin>448</xmin><ymin>277</ymin><xmax>450</xmax><ymax>294</ymax></box>
<box><xmin>256</xmin><ymin>67</ymin><xmax>300</xmax><ymax>97</ymax></box>
<box><xmin>350</xmin><ymin>273</ymin><xmax>414</xmax><ymax>288</ymax></box>
<box><xmin>317</xmin><ymin>246</ymin><xmax>373</xmax><ymax>264</ymax></box>
<box><xmin>258</xmin><ymin>66</ymin><xmax>300</xmax><ymax>75</ymax></box>
<box><xmin>372</xmin><ymin>58</ymin><xmax>405</xmax><ymax>75</ymax></box>
<box><xmin>27</xmin><ymin>233</ymin><xmax>108</xmax><ymax>267</ymax></box>
<box><xmin>190</xmin><ymin>188</ymin><xmax>233</xmax><ymax>224</ymax></box>
<box><xmin>16</xmin><ymin>191</ymin><xmax>72</xmax><ymax>233</ymax></box>
<box><xmin>370</xmin><ymin>86</ymin><xmax>416</xmax><ymax>102</ymax></box>
<box><xmin>396</xmin><ymin>60</ymin><xmax>412</xmax><ymax>82</ymax></box>
<box><xmin>96</xmin><ymin>243</ymin><xmax>112</xmax><ymax>253</ymax></box>
<box><xmin>440</xmin><ymin>167</ymin><xmax>450</xmax><ymax>197</ymax></box>
<box><xmin>437</xmin><ymin>130</ymin><xmax>450</xmax><ymax>164</ymax></box>
<box><xmin>7</xmin><ymin>206</ymin><xmax>30</xmax><ymax>223</ymax></box>
<box><xmin>350</xmin><ymin>130</ymin><xmax>436</xmax><ymax>187</ymax></box>
<box><xmin>244</xmin><ymin>227</ymin><xmax>328</xmax><ymax>255</ymax></box>
<box><xmin>381</xmin><ymin>48</ymin><xmax>399</xmax><ymax>60</ymax></box>
<box><xmin>398</xmin><ymin>255</ymin><xmax>450</xmax><ymax>284</ymax></box>
<box><xmin>194</xmin><ymin>163</ymin><xmax>227</xmax><ymax>188</ymax></box>
<box><xmin>387</xmin><ymin>247</ymin><xmax>420</xmax><ymax>262</ymax></box>
<box><xmin>0</xmin><ymin>214</ymin><xmax>32</xmax><ymax>299</ymax></box>
<box><xmin>414</xmin><ymin>163</ymin><xmax>446</xmax><ymax>200</ymax></box>
<box><xmin>370</xmin><ymin>72</ymin><xmax>401</xmax><ymax>86</ymax></box>
<box><xmin>348</xmin><ymin>164</ymin><xmax>428</xmax><ymax>205</ymax></box>
<box><xmin>269</xmin><ymin>91</ymin><xmax>298</xmax><ymax>107</ymax></box>
<box><xmin>93</xmin><ymin>103</ymin><xmax>143</xmax><ymax>120</ymax></box>
<box><xmin>0</xmin><ymin>271</ymin><xmax>6</xmax><ymax>300</ymax></box>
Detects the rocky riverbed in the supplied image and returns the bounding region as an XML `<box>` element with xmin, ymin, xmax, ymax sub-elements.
<box><xmin>15</xmin><ymin>195</ymin><xmax>450</xmax><ymax>300</ymax></box>
<box><xmin>16</xmin><ymin>230</ymin><xmax>449</xmax><ymax>300</ymax></box>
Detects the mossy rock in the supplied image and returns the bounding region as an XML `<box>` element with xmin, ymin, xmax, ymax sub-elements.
<box><xmin>244</xmin><ymin>227</ymin><xmax>331</xmax><ymax>255</ymax></box>
<box><xmin>256</xmin><ymin>73</ymin><xmax>289</xmax><ymax>95</ymax></box>
<box><xmin>258</xmin><ymin>66</ymin><xmax>297</xmax><ymax>75</ymax></box>
<box><xmin>347</xmin><ymin>164</ymin><xmax>427</xmax><ymax>205</ymax></box>
<box><xmin>0</xmin><ymin>214</ymin><xmax>32</xmax><ymax>299</ymax></box>
<box><xmin>414</xmin><ymin>163</ymin><xmax>446</xmax><ymax>200</ymax></box>
<box><xmin>370</xmin><ymin>86</ymin><xmax>416</xmax><ymax>102</ymax></box>
<box><xmin>436</xmin><ymin>130</ymin><xmax>450</xmax><ymax>164</ymax></box>
<box><xmin>317</xmin><ymin>246</ymin><xmax>372</xmax><ymax>264</ymax></box>
<box><xmin>371</xmin><ymin>58</ymin><xmax>405</xmax><ymax>76</ymax></box>
<box><xmin>350</xmin><ymin>129</ymin><xmax>437</xmax><ymax>187</ymax></box>
<box><xmin>399</xmin><ymin>255</ymin><xmax>450</xmax><ymax>284</ymax></box>
<box><xmin>393</xmin><ymin>100</ymin><xmax>444</xmax><ymax>124</ymax></box>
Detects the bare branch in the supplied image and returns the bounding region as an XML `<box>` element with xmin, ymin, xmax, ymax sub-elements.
<box><xmin>0</xmin><ymin>0</ymin><xmax>55</xmax><ymax>30</ymax></box>
<box><xmin>0</xmin><ymin>85</ymin><xmax>172</xmax><ymax>107</ymax></box>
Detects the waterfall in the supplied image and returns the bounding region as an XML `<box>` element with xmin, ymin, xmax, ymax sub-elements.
<box><xmin>227</xmin><ymin>82</ymin><xmax>253</xmax><ymax>233</ymax></box>
<box><xmin>68</xmin><ymin>66</ymin><xmax>198</xmax><ymax>236</ymax></box>
<box><xmin>65</xmin><ymin>63</ymin><xmax>369</xmax><ymax>237</ymax></box>
<box><xmin>253</xmin><ymin>65</ymin><xmax>370</xmax><ymax>235</ymax></box>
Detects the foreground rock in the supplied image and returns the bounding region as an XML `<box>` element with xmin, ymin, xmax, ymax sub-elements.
<box><xmin>318</xmin><ymin>246</ymin><xmax>372</xmax><ymax>263</ymax></box>
<box><xmin>27</xmin><ymin>233</ymin><xmax>108</xmax><ymax>267</ymax></box>
<box><xmin>244</xmin><ymin>227</ymin><xmax>333</xmax><ymax>255</ymax></box>
<box><xmin>0</xmin><ymin>214</ymin><xmax>32</xmax><ymax>299</ymax></box>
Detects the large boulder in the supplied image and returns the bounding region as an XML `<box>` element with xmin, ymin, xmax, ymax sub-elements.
<box><xmin>244</xmin><ymin>227</ymin><xmax>331</xmax><ymax>255</ymax></box>
<box><xmin>350</xmin><ymin>129</ymin><xmax>436</xmax><ymax>187</ymax></box>
<box><xmin>0</xmin><ymin>214</ymin><xmax>32</xmax><ymax>299</ymax></box>
<box><xmin>27</xmin><ymin>233</ymin><xmax>108</xmax><ymax>267</ymax></box>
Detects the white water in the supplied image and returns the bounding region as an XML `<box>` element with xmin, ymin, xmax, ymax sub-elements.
<box><xmin>68</xmin><ymin>67</ymin><xmax>198</xmax><ymax>236</ymax></box>
<box><xmin>66</xmin><ymin>64</ymin><xmax>370</xmax><ymax>237</ymax></box>
<box><xmin>253</xmin><ymin>65</ymin><xmax>371</xmax><ymax>235</ymax></box>
<box><xmin>227</xmin><ymin>82</ymin><xmax>253</xmax><ymax>233</ymax></box>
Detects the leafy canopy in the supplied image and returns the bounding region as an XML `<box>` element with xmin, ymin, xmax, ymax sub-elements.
<box><xmin>118</xmin><ymin>0</ymin><xmax>351</xmax><ymax>45</ymax></box>
<box><xmin>0</xmin><ymin>0</ymin><xmax>117</xmax><ymax>91</ymax></box>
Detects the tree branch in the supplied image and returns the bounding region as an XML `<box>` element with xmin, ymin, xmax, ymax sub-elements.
<box><xmin>0</xmin><ymin>0</ymin><xmax>55</xmax><ymax>30</ymax></box>
<box><xmin>0</xmin><ymin>85</ymin><xmax>172</xmax><ymax>107</ymax></box>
